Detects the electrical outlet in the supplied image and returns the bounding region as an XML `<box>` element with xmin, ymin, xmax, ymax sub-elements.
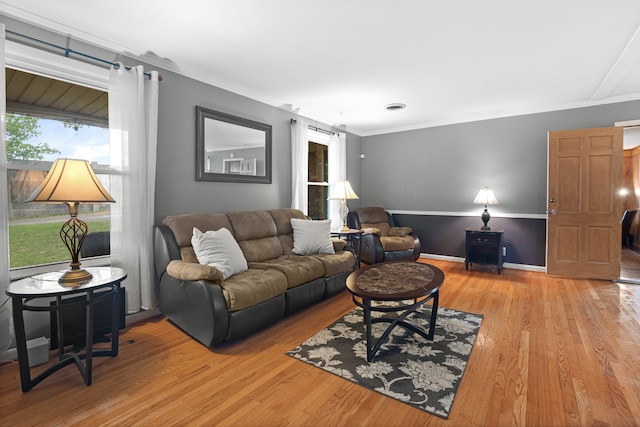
<box><xmin>503</xmin><ymin>246</ymin><xmax>507</xmax><ymax>257</ymax></box>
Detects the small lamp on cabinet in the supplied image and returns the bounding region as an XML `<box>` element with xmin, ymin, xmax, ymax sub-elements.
<box><xmin>473</xmin><ymin>186</ymin><xmax>498</xmax><ymax>230</ymax></box>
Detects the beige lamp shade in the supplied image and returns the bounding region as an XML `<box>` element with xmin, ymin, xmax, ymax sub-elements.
<box><xmin>473</xmin><ymin>187</ymin><xmax>498</xmax><ymax>206</ymax></box>
<box><xmin>328</xmin><ymin>180</ymin><xmax>360</xmax><ymax>200</ymax></box>
<box><xmin>473</xmin><ymin>186</ymin><xmax>498</xmax><ymax>230</ymax></box>
<box><xmin>26</xmin><ymin>158</ymin><xmax>115</xmax><ymax>204</ymax></box>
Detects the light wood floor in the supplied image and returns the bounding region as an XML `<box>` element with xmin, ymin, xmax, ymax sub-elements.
<box><xmin>1</xmin><ymin>259</ymin><xmax>639</xmax><ymax>426</ymax></box>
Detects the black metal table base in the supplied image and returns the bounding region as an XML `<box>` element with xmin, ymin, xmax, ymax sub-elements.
<box><xmin>352</xmin><ymin>290</ymin><xmax>439</xmax><ymax>362</ymax></box>
<box><xmin>11</xmin><ymin>284</ymin><xmax>120</xmax><ymax>392</ymax></box>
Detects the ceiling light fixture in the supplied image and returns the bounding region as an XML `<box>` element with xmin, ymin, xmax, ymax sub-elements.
<box><xmin>385</xmin><ymin>103</ymin><xmax>406</xmax><ymax>111</ymax></box>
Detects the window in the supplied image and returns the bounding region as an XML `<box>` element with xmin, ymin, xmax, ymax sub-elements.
<box><xmin>291</xmin><ymin>120</ymin><xmax>345</xmax><ymax>229</ymax></box>
<box><xmin>5</xmin><ymin>63</ymin><xmax>111</xmax><ymax>278</ymax></box>
<box><xmin>307</xmin><ymin>132</ymin><xmax>331</xmax><ymax>220</ymax></box>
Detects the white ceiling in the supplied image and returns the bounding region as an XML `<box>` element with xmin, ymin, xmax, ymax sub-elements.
<box><xmin>2</xmin><ymin>1</ymin><xmax>640</xmax><ymax>137</ymax></box>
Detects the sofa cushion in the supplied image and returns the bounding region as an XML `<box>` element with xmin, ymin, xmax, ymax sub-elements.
<box><xmin>220</xmin><ymin>269</ymin><xmax>288</xmax><ymax>311</ymax></box>
<box><xmin>228</xmin><ymin>211</ymin><xmax>283</xmax><ymax>262</ymax></box>
<box><xmin>381</xmin><ymin>235</ymin><xmax>415</xmax><ymax>252</ymax></box>
<box><xmin>268</xmin><ymin>208</ymin><xmax>307</xmax><ymax>235</ymax></box>
<box><xmin>312</xmin><ymin>250</ymin><xmax>355</xmax><ymax>277</ymax></box>
<box><xmin>291</xmin><ymin>218</ymin><xmax>335</xmax><ymax>255</ymax></box>
<box><xmin>268</xmin><ymin>208</ymin><xmax>307</xmax><ymax>254</ymax></box>
<box><xmin>355</xmin><ymin>207</ymin><xmax>394</xmax><ymax>237</ymax></box>
<box><xmin>163</xmin><ymin>213</ymin><xmax>232</xmax><ymax>248</ymax></box>
<box><xmin>237</xmin><ymin>237</ymin><xmax>283</xmax><ymax>263</ymax></box>
<box><xmin>355</xmin><ymin>206</ymin><xmax>389</xmax><ymax>223</ymax></box>
<box><xmin>191</xmin><ymin>227</ymin><xmax>248</xmax><ymax>280</ymax></box>
<box><xmin>249</xmin><ymin>256</ymin><xmax>325</xmax><ymax>288</ymax></box>
<box><xmin>279</xmin><ymin>233</ymin><xmax>295</xmax><ymax>255</ymax></box>
<box><xmin>228</xmin><ymin>210</ymin><xmax>277</xmax><ymax>241</ymax></box>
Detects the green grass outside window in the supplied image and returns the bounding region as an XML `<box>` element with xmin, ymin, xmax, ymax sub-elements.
<box><xmin>9</xmin><ymin>221</ymin><xmax>110</xmax><ymax>268</ymax></box>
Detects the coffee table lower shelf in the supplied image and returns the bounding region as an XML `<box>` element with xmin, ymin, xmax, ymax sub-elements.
<box><xmin>351</xmin><ymin>292</ymin><xmax>439</xmax><ymax>362</ymax></box>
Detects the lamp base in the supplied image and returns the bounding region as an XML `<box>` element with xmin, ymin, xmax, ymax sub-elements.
<box><xmin>481</xmin><ymin>207</ymin><xmax>491</xmax><ymax>230</ymax></box>
<box><xmin>339</xmin><ymin>200</ymin><xmax>351</xmax><ymax>233</ymax></box>
<box><xmin>58</xmin><ymin>268</ymin><xmax>93</xmax><ymax>287</ymax></box>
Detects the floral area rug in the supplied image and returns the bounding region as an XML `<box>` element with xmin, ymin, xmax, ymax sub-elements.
<box><xmin>286</xmin><ymin>303</ymin><xmax>483</xmax><ymax>418</ymax></box>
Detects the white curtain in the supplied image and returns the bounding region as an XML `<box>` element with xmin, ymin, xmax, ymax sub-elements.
<box><xmin>328</xmin><ymin>132</ymin><xmax>347</xmax><ymax>230</ymax></box>
<box><xmin>291</xmin><ymin>118</ymin><xmax>309</xmax><ymax>214</ymax></box>
<box><xmin>109</xmin><ymin>64</ymin><xmax>159</xmax><ymax>313</ymax></box>
<box><xmin>0</xmin><ymin>24</ymin><xmax>13</xmax><ymax>353</ymax></box>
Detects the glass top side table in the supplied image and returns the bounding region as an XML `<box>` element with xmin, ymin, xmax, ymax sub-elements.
<box><xmin>6</xmin><ymin>266</ymin><xmax>127</xmax><ymax>392</ymax></box>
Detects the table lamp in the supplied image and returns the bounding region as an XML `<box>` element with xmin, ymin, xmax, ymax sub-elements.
<box><xmin>26</xmin><ymin>159</ymin><xmax>115</xmax><ymax>286</ymax></box>
<box><xmin>473</xmin><ymin>186</ymin><xmax>498</xmax><ymax>230</ymax></box>
<box><xmin>328</xmin><ymin>180</ymin><xmax>359</xmax><ymax>231</ymax></box>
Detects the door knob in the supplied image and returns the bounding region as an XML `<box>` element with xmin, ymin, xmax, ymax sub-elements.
<box><xmin>550</xmin><ymin>209</ymin><xmax>557</xmax><ymax>215</ymax></box>
<box><xmin>549</xmin><ymin>198</ymin><xmax>556</xmax><ymax>203</ymax></box>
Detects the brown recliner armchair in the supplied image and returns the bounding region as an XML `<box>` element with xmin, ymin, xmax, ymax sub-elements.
<box><xmin>347</xmin><ymin>207</ymin><xmax>421</xmax><ymax>265</ymax></box>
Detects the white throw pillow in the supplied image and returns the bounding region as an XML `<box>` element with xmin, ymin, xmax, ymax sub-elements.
<box><xmin>291</xmin><ymin>218</ymin><xmax>335</xmax><ymax>255</ymax></box>
<box><xmin>191</xmin><ymin>227</ymin><xmax>248</xmax><ymax>280</ymax></box>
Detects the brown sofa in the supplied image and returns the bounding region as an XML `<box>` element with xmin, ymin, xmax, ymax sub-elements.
<box><xmin>153</xmin><ymin>208</ymin><xmax>355</xmax><ymax>347</ymax></box>
<box><xmin>348</xmin><ymin>206</ymin><xmax>421</xmax><ymax>264</ymax></box>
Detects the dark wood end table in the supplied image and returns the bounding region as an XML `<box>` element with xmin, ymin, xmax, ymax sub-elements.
<box><xmin>465</xmin><ymin>227</ymin><xmax>504</xmax><ymax>274</ymax></box>
<box><xmin>346</xmin><ymin>261</ymin><xmax>445</xmax><ymax>362</ymax></box>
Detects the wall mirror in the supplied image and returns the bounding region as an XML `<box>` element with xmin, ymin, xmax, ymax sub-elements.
<box><xmin>196</xmin><ymin>106</ymin><xmax>272</xmax><ymax>183</ymax></box>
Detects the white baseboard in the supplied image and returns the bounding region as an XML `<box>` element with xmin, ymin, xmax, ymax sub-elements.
<box><xmin>125</xmin><ymin>307</ymin><xmax>161</xmax><ymax>326</ymax></box>
<box><xmin>0</xmin><ymin>336</ymin><xmax>49</xmax><ymax>366</ymax></box>
<box><xmin>0</xmin><ymin>347</ymin><xmax>17</xmax><ymax>363</ymax></box>
<box><xmin>419</xmin><ymin>253</ymin><xmax>546</xmax><ymax>273</ymax></box>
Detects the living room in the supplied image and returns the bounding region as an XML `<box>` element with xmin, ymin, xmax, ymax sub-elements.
<box><xmin>1</xmin><ymin>2</ymin><xmax>640</xmax><ymax>426</ymax></box>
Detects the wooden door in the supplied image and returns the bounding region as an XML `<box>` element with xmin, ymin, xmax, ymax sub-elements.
<box><xmin>547</xmin><ymin>127</ymin><xmax>623</xmax><ymax>280</ymax></box>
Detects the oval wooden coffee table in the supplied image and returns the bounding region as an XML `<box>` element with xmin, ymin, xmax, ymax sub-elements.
<box><xmin>346</xmin><ymin>261</ymin><xmax>445</xmax><ymax>362</ymax></box>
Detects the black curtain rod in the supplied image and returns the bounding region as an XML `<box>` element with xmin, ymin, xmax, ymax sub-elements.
<box><xmin>5</xmin><ymin>29</ymin><xmax>162</xmax><ymax>81</ymax></box>
<box><xmin>290</xmin><ymin>118</ymin><xmax>336</xmax><ymax>136</ymax></box>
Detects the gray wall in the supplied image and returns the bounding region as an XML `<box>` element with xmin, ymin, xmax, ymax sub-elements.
<box><xmin>154</xmin><ymin>72</ymin><xmax>363</xmax><ymax>222</ymax></box>
<box><xmin>154</xmin><ymin>73</ymin><xmax>289</xmax><ymax>221</ymax></box>
<box><xmin>361</xmin><ymin>101</ymin><xmax>640</xmax><ymax>214</ymax></box>
<box><xmin>361</xmin><ymin>100</ymin><xmax>640</xmax><ymax>265</ymax></box>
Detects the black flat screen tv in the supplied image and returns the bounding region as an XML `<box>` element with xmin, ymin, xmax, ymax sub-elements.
<box><xmin>50</xmin><ymin>286</ymin><xmax>126</xmax><ymax>349</ymax></box>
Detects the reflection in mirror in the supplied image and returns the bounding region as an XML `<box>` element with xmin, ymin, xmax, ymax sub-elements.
<box><xmin>205</xmin><ymin>120</ymin><xmax>264</xmax><ymax>175</ymax></box>
<box><xmin>196</xmin><ymin>106</ymin><xmax>272</xmax><ymax>183</ymax></box>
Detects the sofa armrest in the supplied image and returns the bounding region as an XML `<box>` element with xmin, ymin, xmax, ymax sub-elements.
<box><xmin>167</xmin><ymin>260</ymin><xmax>224</xmax><ymax>283</ymax></box>
<box><xmin>154</xmin><ymin>224</ymin><xmax>182</xmax><ymax>282</ymax></box>
<box><xmin>360</xmin><ymin>233</ymin><xmax>384</xmax><ymax>264</ymax></box>
<box><xmin>332</xmin><ymin>238</ymin><xmax>348</xmax><ymax>251</ymax></box>
<box><xmin>410</xmin><ymin>232</ymin><xmax>421</xmax><ymax>261</ymax></box>
<box><xmin>362</xmin><ymin>227</ymin><xmax>381</xmax><ymax>236</ymax></box>
<box><xmin>388</xmin><ymin>226</ymin><xmax>413</xmax><ymax>237</ymax></box>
